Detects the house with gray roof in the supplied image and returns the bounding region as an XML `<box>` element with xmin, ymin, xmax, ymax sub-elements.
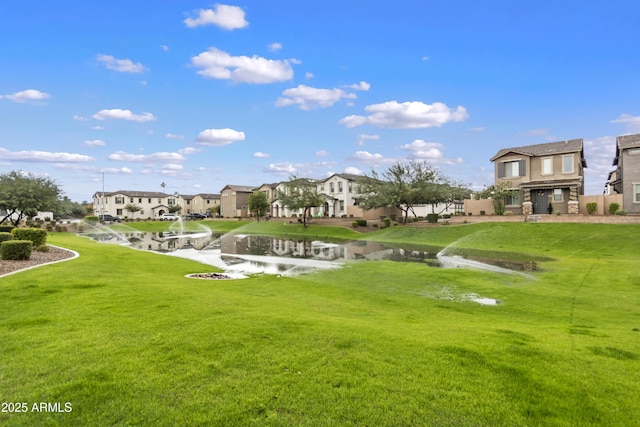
<box><xmin>92</xmin><ymin>190</ymin><xmax>180</xmax><ymax>219</ymax></box>
<box><xmin>610</xmin><ymin>133</ymin><xmax>640</xmax><ymax>213</ymax></box>
<box><xmin>219</xmin><ymin>184</ymin><xmax>257</xmax><ymax>218</ymax></box>
<box><xmin>490</xmin><ymin>139</ymin><xmax>587</xmax><ymax>215</ymax></box>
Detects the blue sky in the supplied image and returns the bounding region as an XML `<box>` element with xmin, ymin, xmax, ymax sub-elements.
<box><xmin>2</xmin><ymin>1</ymin><xmax>640</xmax><ymax>201</ymax></box>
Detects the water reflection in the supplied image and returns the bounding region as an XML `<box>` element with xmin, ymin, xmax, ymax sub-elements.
<box><xmin>81</xmin><ymin>230</ymin><xmax>546</xmax><ymax>276</ymax></box>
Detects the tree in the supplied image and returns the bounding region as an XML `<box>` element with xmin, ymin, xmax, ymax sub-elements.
<box><xmin>55</xmin><ymin>196</ymin><xmax>88</xmax><ymax>218</ymax></box>
<box><xmin>275</xmin><ymin>176</ymin><xmax>324</xmax><ymax>228</ymax></box>
<box><xmin>168</xmin><ymin>204</ymin><xmax>182</xmax><ymax>214</ymax></box>
<box><xmin>248</xmin><ymin>191</ymin><xmax>269</xmax><ymax>222</ymax></box>
<box><xmin>125</xmin><ymin>203</ymin><xmax>142</xmax><ymax>220</ymax></box>
<box><xmin>476</xmin><ymin>181</ymin><xmax>512</xmax><ymax>215</ymax></box>
<box><xmin>357</xmin><ymin>160</ymin><xmax>466</xmax><ymax>223</ymax></box>
<box><xmin>0</xmin><ymin>171</ymin><xmax>61</xmax><ymax>225</ymax></box>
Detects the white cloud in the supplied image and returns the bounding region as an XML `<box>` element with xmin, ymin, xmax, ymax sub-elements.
<box><xmin>161</xmin><ymin>45</ymin><xmax>169</xmax><ymax>52</ymax></box>
<box><xmin>101</xmin><ymin>167</ymin><xmax>133</xmax><ymax>174</ymax></box>
<box><xmin>264</xmin><ymin>162</ymin><xmax>297</xmax><ymax>174</ymax></box>
<box><xmin>108</xmin><ymin>151</ymin><xmax>186</xmax><ymax>162</ymax></box>
<box><xmin>584</xmin><ymin>136</ymin><xmax>617</xmax><ymax>194</ymax></box>
<box><xmin>191</xmin><ymin>47</ymin><xmax>294</xmax><ymax>84</ymax></box>
<box><xmin>92</xmin><ymin>109</ymin><xmax>156</xmax><ymax>122</ymax></box>
<box><xmin>0</xmin><ymin>148</ymin><xmax>94</xmax><ymax>163</ymax></box>
<box><xmin>348</xmin><ymin>150</ymin><xmax>394</xmax><ymax>166</ymax></box>
<box><xmin>97</xmin><ymin>54</ymin><xmax>147</xmax><ymax>73</ymax></box>
<box><xmin>338</xmin><ymin>100</ymin><xmax>468</xmax><ymax>129</ymax></box>
<box><xmin>357</xmin><ymin>134</ymin><xmax>380</xmax><ymax>146</ymax></box>
<box><xmin>344</xmin><ymin>166</ymin><xmax>363</xmax><ymax>175</ymax></box>
<box><xmin>268</xmin><ymin>42</ymin><xmax>282</xmax><ymax>52</ymax></box>
<box><xmin>276</xmin><ymin>85</ymin><xmax>356</xmax><ymax>110</ymax></box>
<box><xmin>422</xmin><ymin>56</ymin><xmax>430</xmax><ymax>61</ymax></box>
<box><xmin>84</xmin><ymin>139</ymin><xmax>106</xmax><ymax>147</ymax></box>
<box><xmin>305</xmin><ymin>72</ymin><xmax>314</xmax><ymax>79</ymax></box>
<box><xmin>315</xmin><ymin>150</ymin><xmax>330</xmax><ymax>157</ymax></box>
<box><xmin>611</xmin><ymin>114</ymin><xmax>640</xmax><ymax>131</ymax></box>
<box><xmin>4</xmin><ymin>89</ymin><xmax>51</xmax><ymax>103</ymax></box>
<box><xmin>73</xmin><ymin>114</ymin><xmax>89</xmax><ymax>121</ymax></box>
<box><xmin>184</xmin><ymin>5</ymin><xmax>248</xmax><ymax>30</ymax></box>
<box><xmin>165</xmin><ymin>133</ymin><xmax>185</xmax><ymax>140</ymax></box>
<box><xmin>346</xmin><ymin>81</ymin><xmax>370</xmax><ymax>91</ymax></box>
<box><xmin>399</xmin><ymin>139</ymin><xmax>463</xmax><ymax>165</ymax></box>
<box><xmin>196</xmin><ymin>128</ymin><xmax>245</xmax><ymax>146</ymax></box>
<box><xmin>253</xmin><ymin>151</ymin><xmax>270</xmax><ymax>158</ymax></box>
<box><xmin>179</xmin><ymin>147</ymin><xmax>199</xmax><ymax>155</ymax></box>
<box><xmin>162</xmin><ymin>163</ymin><xmax>184</xmax><ymax>171</ymax></box>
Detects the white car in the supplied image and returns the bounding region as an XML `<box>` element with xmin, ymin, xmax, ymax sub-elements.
<box><xmin>159</xmin><ymin>213</ymin><xmax>180</xmax><ymax>221</ymax></box>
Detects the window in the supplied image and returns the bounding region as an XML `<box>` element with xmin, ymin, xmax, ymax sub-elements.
<box><xmin>634</xmin><ymin>183</ymin><xmax>640</xmax><ymax>203</ymax></box>
<box><xmin>553</xmin><ymin>189</ymin><xmax>563</xmax><ymax>202</ymax></box>
<box><xmin>330</xmin><ymin>183</ymin><xmax>335</xmax><ymax>193</ymax></box>
<box><xmin>138</xmin><ymin>198</ymin><xmax>142</xmax><ymax>203</ymax></box>
<box><xmin>339</xmin><ymin>200</ymin><xmax>345</xmax><ymax>211</ymax></box>
<box><xmin>338</xmin><ymin>182</ymin><xmax>343</xmax><ymax>192</ymax></box>
<box><xmin>505</xmin><ymin>191</ymin><xmax>520</xmax><ymax>206</ymax></box>
<box><xmin>116</xmin><ymin>209</ymin><xmax>123</xmax><ymax>215</ymax></box>
<box><xmin>148</xmin><ymin>198</ymin><xmax>151</xmax><ymax>203</ymax></box>
<box><xmin>115</xmin><ymin>197</ymin><xmax>124</xmax><ymax>204</ymax></box>
<box><xmin>562</xmin><ymin>155</ymin><xmax>574</xmax><ymax>173</ymax></box>
<box><xmin>168</xmin><ymin>199</ymin><xmax>175</xmax><ymax>206</ymax></box>
<box><xmin>542</xmin><ymin>157</ymin><xmax>553</xmax><ymax>175</ymax></box>
<box><xmin>130</xmin><ymin>198</ymin><xmax>134</xmax><ymax>203</ymax></box>
<box><xmin>498</xmin><ymin>160</ymin><xmax>525</xmax><ymax>178</ymax></box>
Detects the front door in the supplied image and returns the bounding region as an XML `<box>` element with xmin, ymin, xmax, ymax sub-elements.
<box><xmin>533</xmin><ymin>190</ymin><xmax>548</xmax><ymax>214</ymax></box>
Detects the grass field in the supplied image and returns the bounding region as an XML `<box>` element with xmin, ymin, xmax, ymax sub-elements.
<box><xmin>1</xmin><ymin>221</ymin><xmax>639</xmax><ymax>426</ymax></box>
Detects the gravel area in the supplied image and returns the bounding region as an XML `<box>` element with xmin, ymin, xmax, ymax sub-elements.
<box><xmin>0</xmin><ymin>245</ymin><xmax>77</xmax><ymax>277</ymax></box>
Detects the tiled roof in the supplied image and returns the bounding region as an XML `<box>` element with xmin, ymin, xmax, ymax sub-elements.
<box><xmin>222</xmin><ymin>184</ymin><xmax>257</xmax><ymax>192</ymax></box>
<box><xmin>195</xmin><ymin>193</ymin><xmax>220</xmax><ymax>198</ymax></box>
<box><xmin>99</xmin><ymin>190</ymin><xmax>170</xmax><ymax>198</ymax></box>
<box><xmin>490</xmin><ymin>139</ymin><xmax>584</xmax><ymax>161</ymax></box>
<box><xmin>617</xmin><ymin>133</ymin><xmax>640</xmax><ymax>149</ymax></box>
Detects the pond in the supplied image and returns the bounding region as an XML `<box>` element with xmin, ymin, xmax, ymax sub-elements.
<box><xmin>79</xmin><ymin>225</ymin><xmax>549</xmax><ymax>278</ymax></box>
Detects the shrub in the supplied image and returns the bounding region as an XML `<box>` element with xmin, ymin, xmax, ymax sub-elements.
<box><xmin>383</xmin><ymin>217</ymin><xmax>391</xmax><ymax>228</ymax></box>
<box><xmin>355</xmin><ymin>219</ymin><xmax>367</xmax><ymax>227</ymax></box>
<box><xmin>0</xmin><ymin>225</ymin><xmax>15</xmax><ymax>233</ymax></box>
<box><xmin>504</xmin><ymin>211</ymin><xmax>513</xmax><ymax>216</ymax></box>
<box><xmin>372</xmin><ymin>223</ymin><xmax>378</xmax><ymax>228</ymax></box>
<box><xmin>586</xmin><ymin>202</ymin><xmax>597</xmax><ymax>215</ymax></box>
<box><xmin>616</xmin><ymin>209</ymin><xmax>628</xmax><ymax>216</ymax></box>
<box><xmin>426</xmin><ymin>213</ymin><xmax>439</xmax><ymax>223</ymax></box>
<box><xmin>609</xmin><ymin>203</ymin><xmax>620</xmax><ymax>215</ymax></box>
<box><xmin>36</xmin><ymin>244</ymin><xmax>50</xmax><ymax>252</ymax></box>
<box><xmin>84</xmin><ymin>215</ymin><xmax>99</xmax><ymax>225</ymax></box>
<box><xmin>352</xmin><ymin>221</ymin><xmax>358</xmax><ymax>228</ymax></box>
<box><xmin>1</xmin><ymin>240</ymin><xmax>32</xmax><ymax>260</ymax></box>
<box><xmin>12</xmin><ymin>228</ymin><xmax>47</xmax><ymax>247</ymax></box>
<box><xmin>0</xmin><ymin>232</ymin><xmax>14</xmax><ymax>244</ymax></box>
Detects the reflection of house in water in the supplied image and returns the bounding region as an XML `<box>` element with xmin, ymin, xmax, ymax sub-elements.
<box><xmin>126</xmin><ymin>231</ymin><xmax>215</xmax><ymax>252</ymax></box>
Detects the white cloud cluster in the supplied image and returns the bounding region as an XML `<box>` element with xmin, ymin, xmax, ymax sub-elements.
<box><xmin>264</xmin><ymin>162</ymin><xmax>297</xmax><ymax>174</ymax></box>
<box><xmin>611</xmin><ymin>114</ymin><xmax>640</xmax><ymax>131</ymax></box>
<box><xmin>253</xmin><ymin>151</ymin><xmax>270</xmax><ymax>158</ymax></box>
<box><xmin>357</xmin><ymin>134</ymin><xmax>380</xmax><ymax>146</ymax></box>
<box><xmin>84</xmin><ymin>139</ymin><xmax>106</xmax><ymax>147</ymax></box>
<box><xmin>349</xmin><ymin>150</ymin><xmax>392</xmax><ymax>166</ymax></box>
<box><xmin>108</xmin><ymin>151</ymin><xmax>186</xmax><ymax>162</ymax></box>
<box><xmin>399</xmin><ymin>140</ymin><xmax>463</xmax><ymax>165</ymax></box>
<box><xmin>583</xmin><ymin>136</ymin><xmax>616</xmax><ymax>182</ymax></box>
<box><xmin>165</xmin><ymin>133</ymin><xmax>185</xmax><ymax>140</ymax></box>
<box><xmin>96</xmin><ymin>54</ymin><xmax>147</xmax><ymax>73</ymax></box>
<box><xmin>0</xmin><ymin>148</ymin><xmax>93</xmax><ymax>162</ymax></box>
<box><xmin>344</xmin><ymin>166</ymin><xmax>363</xmax><ymax>175</ymax></box>
<box><xmin>3</xmin><ymin>89</ymin><xmax>50</xmax><ymax>103</ymax></box>
<box><xmin>268</xmin><ymin>43</ymin><xmax>282</xmax><ymax>52</ymax></box>
<box><xmin>101</xmin><ymin>167</ymin><xmax>133</xmax><ymax>174</ymax></box>
<box><xmin>338</xmin><ymin>100</ymin><xmax>468</xmax><ymax>129</ymax></box>
<box><xmin>346</xmin><ymin>81</ymin><xmax>371</xmax><ymax>91</ymax></box>
<box><xmin>191</xmin><ymin>47</ymin><xmax>295</xmax><ymax>84</ymax></box>
<box><xmin>276</xmin><ymin>85</ymin><xmax>356</xmax><ymax>110</ymax></box>
<box><xmin>184</xmin><ymin>5</ymin><xmax>248</xmax><ymax>30</ymax></box>
<box><xmin>92</xmin><ymin>109</ymin><xmax>156</xmax><ymax>122</ymax></box>
<box><xmin>196</xmin><ymin>128</ymin><xmax>245</xmax><ymax>146</ymax></box>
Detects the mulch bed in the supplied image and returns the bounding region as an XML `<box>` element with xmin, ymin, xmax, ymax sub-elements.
<box><xmin>0</xmin><ymin>245</ymin><xmax>76</xmax><ymax>277</ymax></box>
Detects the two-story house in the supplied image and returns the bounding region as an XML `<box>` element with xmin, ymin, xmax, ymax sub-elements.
<box><xmin>610</xmin><ymin>133</ymin><xmax>640</xmax><ymax>214</ymax></box>
<box><xmin>92</xmin><ymin>190</ymin><xmax>179</xmax><ymax>219</ymax></box>
<box><xmin>490</xmin><ymin>139</ymin><xmax>587</xmax><ymax>215</ymax></box>
<box><xmin>219</xmin><ymin>185</ymin><xmax>255</xmax><ymax>218</ymax></box>
<box><xmin>317</xmin><ymin>173</ymin><xmax>361</xmax><ymax>217</ymax></box>
<box><xmin>191</xmin><ymin>193</ymin><xmax>221</xmax><ymax>216</ymax></box>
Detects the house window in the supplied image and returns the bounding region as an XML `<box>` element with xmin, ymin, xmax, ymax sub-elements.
<box><xmin>206</xmin><ymin>200</ymin><xmax>210</xmax><ymax>204</ymax></box>
<box><xmin>339</xmin><ymin>201</ymin><xmax>345</xmax><ymax>211</ymax></box>
<box><xmin>116</xmin><ymin>209</ymin><xmax>123</xmax><ymax>215</ymax></box>
<box><xmin>115</xmin><ymin>197</ymin><xmax>125</xmax><ymax>204</ymax></box>
<box><xmin>148</xmin><ymin>198</ymin><xmax>151</xmax><ymax>203</ymax></box>
<box><xmin>330</xmin><ymin>183</ymin><xmax>335</xmax><ymax>193</ymax></box>
<box><xmin>505</xmin><ymin>191</ymin><xmax>520</xmax><ymax>206</ymax></box>
<box><xmin>168</xmin><ymin>199</ymin><xmax>175</xmax><ymax>205</ymax></box>
<box><xmin>186</xmin><ymin>200</ymin><xmax>190</xmax><ymax>205</ymax></box>
<box><xmin>138</xmin><ymin>198</ymin><xmax>142</xmax><ymax>203</ymax></box>
<box><xmin>562</xmin><ymin>155</ymin><xmax>574</xmax><ymax>173</ymax></box>
<box><xmin>634</xmin><ymin>183</ymin><xmax>640</xmax><ymax>203</ymax></box>
<box><xmin>542</xmin><ymin>157</ymin><xmax>553</xmax><ymax>175</ymax></box>
<box><xmin>130</xmin><ymin>198</ymin><xmax>134</xmax><ymax>203</ymax></box>
<box><xmin>338</xmin><ymin>182</ymin><xmax>343</xmax><ymax>192</ymax></box>
<box><xmin>553</xmin><ymin>189</ymin><xmax>563</xmax><ymax>202</ymax></box>
<box><xmin>498</xmin><ymin>160</ymin><xmax>525</xmax><ymax>178</ymax></box>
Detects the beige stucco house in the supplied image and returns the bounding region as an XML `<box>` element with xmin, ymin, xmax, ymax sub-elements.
<box><xmin>490</xmin><ymin>139</ymin><xmax>587</xmax><ymax>215</ymax></box>
<box><xmin>219</xmin><ymin>185</ymin><xmax>255</xmax><ymax>218</ymax></box>
<box><xmin>92</xmin><ymin>190</ymin><xmax>179</xmax><ymax>219</ymax></box>
<box><xmin>610</xmin><ymin>133</ymin><xmax>640</xmax><ymax>214</ymax></box>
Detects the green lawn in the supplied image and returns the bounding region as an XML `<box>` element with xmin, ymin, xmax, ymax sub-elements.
<box><xmin>1</xmin><ymin>222</ymin><xmax>639</xmax><ymax>426</ymax></box>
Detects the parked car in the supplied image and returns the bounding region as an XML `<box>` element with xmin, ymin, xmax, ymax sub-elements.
<box><xmin>159</xmin><ymin>213</ymin><xmax>180</xmax><ymax>221</ymax></box>
<box><xmin>98</xmin><ymin>214</ymin><xmax>120</xmax><ymax>223</ymax></box>
<box><xmin>186</xmin><ymin>213</ymin><xmax>206</xmax><ymax>220</ymax></box>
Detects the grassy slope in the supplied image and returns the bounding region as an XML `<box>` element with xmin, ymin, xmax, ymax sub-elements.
<box><xmin>1</xmin><ymin>223</ymin><xmax>639</xmax><ymax>426</ymax></box>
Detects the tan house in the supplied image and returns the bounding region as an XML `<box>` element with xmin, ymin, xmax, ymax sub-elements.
<box><xmin>255</xmin><ymin>183</ymin><xmax>280</xmax><ymax>217</ymax></box>
<box><xmin>490</xmin><ymin>139</ymin><xmax>587</xmax><ymax>215</ymax></box>
<box><xmin>92</xmin><ymin>190</ymin><xmax>179</xmax><ymax>219</ymax></box>
<box><xmin>220</xmin><ymin>185</ymin><xmax>255</xmax><ymax>218</ymax></box>
<box><xmin>191</xmin><ymin>193</ymin><xmax>220</xmax><ymax>216</ymax></box>
<box><xmin>610</xmin><ymin>133</ymin><xmax>640</xmax><ymax>214</ymax></box>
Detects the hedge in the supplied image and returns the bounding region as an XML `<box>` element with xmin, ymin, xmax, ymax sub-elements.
<box><xmin>12</xmin><ymin>228</ymin><xmax>48</xmax><ymax>247</ymax></box>
<box><xmin>1</xmin><ymin>240</ymin><xmax>32</xmax><ymax>260</ymax></box>
<box><xmin>0</xmin><ymin>225</ymin><xmax>15</xmax><ymax>233</ymax></box>
<box><xmin>0</xmin><ymin>232</ymin><xmax>14</xmax><ymax>244</ymax></box>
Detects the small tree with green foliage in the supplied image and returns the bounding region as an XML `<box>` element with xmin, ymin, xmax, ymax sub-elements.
<box><xmin>476</xmin><ymin>181</ymin><xmax>513</xmax><ymax>216</ymax></box>
<box><xmin>248</xmin><ymin>191</ymin><xmax>270</xmax><ymax>222</ymax></box>
<box><xmin>0</xmin><ymin>171</ymin><xmax>61</xmax><ymax>226</ymax></box>
<box><xmin>275</xmin><ymin>176</ymin><xmax>324</xmax><ymax>228</ymax></box>
<box><xmin>125</xmin><ymin>203</ymin><xmax>142</xmax><ymax>220</ymax></box>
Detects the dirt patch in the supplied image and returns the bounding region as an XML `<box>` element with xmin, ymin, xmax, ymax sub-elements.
<box><xmin>185</xmin><ymin>272</ymin><xmax>245</xmax><ymax>280</ymax></box>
